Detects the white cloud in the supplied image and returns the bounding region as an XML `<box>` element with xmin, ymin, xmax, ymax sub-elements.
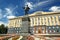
<box><xmin>0</xmin><ymin>9</ymin><xmax>2</xmax><ymax>14</ymax></box>
<box><xmin>5</xmin><ymin>8</ymin><xmax>13</xmax><ymax>16</ymax></box>
<box><xmin>7</xmin><ymin>16</ymin><xmax>16</xmax><ymax>19</ymax></box>
<box><xmin>3</xmin><ymin>15</ymin><xmax>7</xmax><ymax>18</ymax></box>
<box><xmin>25</xmin><ymin>2</ymin><xmax>33</xmax><ymax>9</ymax></box>
<box><xmin>0</xmin><ymin>6</ymin><xmax>17</xmax><ymax>26</ymax></box>
<box><xmin>0</xmin><ymin>21</ymin><xmax>7</xmax><ymax>26</ymax></box>
<box><xmin>0</xmin><ymin>9</ymin><xmax>3</xmax><ymax>19</ymax></box>
<box><xmin>0</xmin><ymin>21</ymin><xmax>5</xmax><ymax>25</ymax></box>
<box><xmin>49</xmin><ymin>6</ymin><xmax>60</xmax><ymax>12</ymax></box>
<box><xmin>5</xmin><ymin>8</ymin><xmax>16</xmax><ymax>19</ymax></box>
<box><xmin>25</xmin><ymin>0</ymin><xmax>50</xmax><ymax>10</ymax></box>
<box><xmin>33</xmin><ymin>1</ymin><xmax>49</xmax><ymax>8</ymax></box>
<box><xmin>0</xmin><ymin>14</ymin><xmax>3</xmax><ymax>19</ymax></box>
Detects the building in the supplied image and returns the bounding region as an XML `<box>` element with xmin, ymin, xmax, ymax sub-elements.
<box><xmin>8</xmin><ymin>11</ymin><xmax>60</xmax><ymax>40</ymax></box>
<box><xmin>8</xmin><ymin>15</ymin><xmax>30</xmax><ymax>35</ymax></box>
<box><xmin>29</xmin><ymin>11</ymin><xmax>60</xmax><ymax>34</ymax></box>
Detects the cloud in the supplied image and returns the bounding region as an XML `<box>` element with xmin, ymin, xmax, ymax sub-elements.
<box><xmin>0</xmin><ymin>14</ymin><xmax>3</xmax><ymax>19</ymax></box>
<box><xmin>7</xmin><ymin>16</ymin><xmax>16</xmax><ymax>19</ymax></box>
<box><xmin>5</xmin><ymin>7</ymin><xmax>17</xmax><ymax>19</ymax></box>
<box><xmin>33</xmin><ymin>1</ymin><xmax>49</xmax><ymax>8</ymax></box>
<box><xmin>0</xmin><ymin>9</ymin><xmax>4</xmax><ymax>19</ymax></box>
<box><xmin>0</xmin><ymin>21</ymin><xmax>7</xmax><ymax>26</ymax></box>
<box><xmin>4</xmin><ymin>5</ymin><xmax>18</xmax><ymax>17</ymax></box>
<box><xmin>25</xmin><ymin>0</ymin><xmax>51</xmax><ymax>10</ymax></box>
<box><xmin>25</xmin><ymin>2</ymin><xmax>33</xmax><ymax>9</ymax></box>
<box><xmin>0</xmin><ymin>9</ymin><xmax>2</xmax><ymax>18</ymax></box>
<box><xmin>49</xmin><ymin>6</ymin><xmax>60</xmax><ymax>12</ymax></box>
<box><xmin>0</xmin><ymin>7</ymin><xmax>17</xmax><ymax>26</ymax></box>
<box><xmin>5</xmin><ymin>8</ymin><xmax>13</xmax><ymax>16</ymax></box>
<box><xmin>0</xmin><ymin>9</ymin><xmax>2</xmax><ymax>13</ymax></box>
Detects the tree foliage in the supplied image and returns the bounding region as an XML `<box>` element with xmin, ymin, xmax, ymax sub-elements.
<box><xmin>0</xmin><ymin>24</ymin><xmax>8</xmax><ymax>34</ymax></box>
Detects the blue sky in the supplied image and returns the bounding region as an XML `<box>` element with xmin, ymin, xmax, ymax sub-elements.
<box><xmin>0</xmin><ymin>0</ymin><xmax>60</xmax><ymax>25</ymax></box>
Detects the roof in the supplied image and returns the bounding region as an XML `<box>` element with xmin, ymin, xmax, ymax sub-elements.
<box><xmin>9</xmin><ymin>11</ymin><xmax>60</xmax><ymax>20</ymax></box>
<box><xmin>28</xmin><ymin>11</ymin><xmax>60</xmax><ymax>16</ymax></box>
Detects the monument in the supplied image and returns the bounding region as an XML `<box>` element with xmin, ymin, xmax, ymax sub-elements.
<box><xmin>7</xmin><ymin>5</ymin><xmax>31</xmax><ymax>36</ymax></box>
<box><xmin>23</xmin><ymin>5</ymin><xmax>30</xmax><ymax>15</ymax></box>
<box><xmin>19</xmin><ymin>5</ymin><xmax>31</xmax><ymax>36</ymax></box>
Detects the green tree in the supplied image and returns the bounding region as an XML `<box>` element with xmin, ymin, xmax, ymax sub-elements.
<box><xmin>0</xmin><ymin>24</ymin><xmax>8</xmax><ymax>34</ymax></box>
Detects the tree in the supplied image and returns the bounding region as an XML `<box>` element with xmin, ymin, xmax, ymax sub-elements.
<box><xmin>0</xmin><ymin>24</ymin><xmax>8</xmax><ymax>34</ymax></box>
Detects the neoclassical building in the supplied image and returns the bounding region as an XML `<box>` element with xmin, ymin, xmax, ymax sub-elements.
<box><xmin>8</xmin><ymin>11</ymin><xmax>60</xmax><ymax>35</ymax></box>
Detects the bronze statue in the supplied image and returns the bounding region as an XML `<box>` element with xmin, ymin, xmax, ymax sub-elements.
<box><xmin>23</xmin><ymin>5</ymin><xmax>30</xmax><ymax>15</ymax></box>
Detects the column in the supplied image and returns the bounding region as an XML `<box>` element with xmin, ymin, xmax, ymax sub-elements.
<box><xmin>56</xmin><ymin>16</ymin><xmax>59</xmax><ymax>25</ymax></box>
<box><xmin>40</xmin><ymin>17</ymin><xmax>42</xmax><ymax>25</ymax></box>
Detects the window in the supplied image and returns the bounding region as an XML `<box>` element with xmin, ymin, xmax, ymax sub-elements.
<box><xmin>57</xmin><ymin>30</ymin><xmax>59</xmax><ymax>32</ymax></box>
<box><xmin>15</xmin><ymin>28</ymin><xmax>16</xmax><ymax>30</ymax></box>
<box><xmin>52</xmin><ymin>21</ymin><xmax>54</xmax><ymax>25</ymax></box>
<box><xmin>36</xmin><ymin>30</ymin><xmax>38</xmax><ymax>33</ymax></box>
<box><xmin>46</xmin><ymin>30</ymin><xmax>48</xmax><ymax>33</ymax></box>
<box><xmin>49</xmin><ymin>27</ymin><xmax>51</xmax><ymax>29</ymax></box>
<box><xmin>48</xmin><ymin>18</ymin><xmax>49</xmax><ymax>22</ymax></box>
<box><xmin>32</xmin><ymin>17</ymin><xmax>34</xmax><ymax>25</ymax></box>
<box><xmin>38</xmin><ymin>17</ymin><xmax>40</xmax><ymax>20</ymax></box>
<box><xmin>53</xmin><ymin>26</ymin><xmax>55</xmax><ymax>29</ymax></box>
<box><xmin>54</xmin><ymin>16</ymin><xmax>58</xmax><ymax>25</ymax></box>
<box><xmin>54</xmin><ymin>16</ymin><xmax>56</xmax><ymax>22</ymax></box>
<box><xmin>58</xmin><ymin>16</ymin><xmax>60</xmax><ymax>21</ymax></box>
<box><xmin>48</xmin><ymin>17</ymin><xmax>50</xmax><ymax>25</ymax></box>
<box><xmin>51</xmin><ymin>16</ymin><xmax>53</xmax><ymax>20</ymax></box>
<box><xmin>33</xmin><ymin>31</ymin><xmax>34</xmax><ymax>33</ymax></box>
<box><xmin>42</xmin><ymin>30</ymin><xmax>45</xmax><ymax>33</ymax></box>
<box><xmin>51</xmin><ymin>16</ymin><xmax>53</xmax><ymax>25</ymax></box>
<box><xmin>41</xmin><ymin>18</ymin><xmax>43</xmax><ymax>25</ymax></box>
<box><xmin>35</xmin><ymin>18</ymin><xmax>37</xmax><ymax>25</ymax></box>
<box><xmin>59</xmin><ymin>29</ymin><xmax>60</xmax><ymax>32</ymax></box>
<box><xmin>17</xmin><ymin>31</ymin><xmax>18</xmax><ymax>33</ymax></box>
<box><xmin>44</xmin><ymin>17</ymin><xmax>46</xmax><ymax>25</ymax></box>
<box><xmin>56</xmin><ymin>26</ymin><xmax>59</xmax><ymax>28</ymax></box>
<box><xmin>42</xmin><ymin>27</ymin><xmax>44</xmax><ymax>29</ymax></box>
<box><xmin>53</xmin><ymin>30</ymin><xmax>56</xmax><ymax>32</ymax></box>
<box><xmin>20</xmin><ymin>28</ymin><xmax>21</xmax><ymax>30</ymax></box>
<box><xmin>45</xmin><ymin>17</ymin><xmax>46</xmax><ymax>20</ymax></box>
<box><xmin>38</xmin><ymin>17</ymin><xmax>40</xmax><ymax>25</ymax></box>
<box><xmin>40</xmin><ymin>17</ymin><xmax>42</xmax><ymax>25</ymax></box>
<box><xmin>48</xmin><ymin>30</ymin><xmax>51</xmax><ymax>33</ymax></box>
<box><xmin>19</xmin><ymin>31</ymin><xmax>21</xmax><ymax>33</ymax></box>
<box><xmin>56</xmin><ymin>22</ymin><xmax>58</xmax><ymax>25</ymax></box>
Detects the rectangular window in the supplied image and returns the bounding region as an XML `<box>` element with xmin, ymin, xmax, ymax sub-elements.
<box><xmin>32</xmin><ymin>17</ymin><xmax>34</xmax><ymax>26</ymax></box>
<box><xmin>48</xmin><ymin>17</ymin><xmax>50</xmax><ymax>25</ymax></box>
<box><xmin>44</xmin><ymin>17</ymin><xmax>46</xmax><ymax>25</ymax></box>
<box><xmin>38</xmin><ymin>17</ymin><xmax>40</xmax><ymax>25</ymax></box>
<box><xmin>42</xmin><ymin>27</ymin><xmax>45</xmax><ymax>33</ymax></box>
<box><xmin>35</xmin><ymin>18</ymin><xmax>37</xmax><ymax>25</ymax></box>
<box><xmin>51</xmin><ymin>16</ymin><xmax>54</xmax><ymax>25</ymax></box>
<box><xmin>58</xmin><ymin>16</ymin><xmax>60</xmax><ymax>21</ymax></box>
<box><xmin>41</xmin><ymin>18</ymin><xmax>43</xmax><ymax>25</ymax></box>
<box><xmin>51</xmin><ymin>16</ymin><xmax>53</xmax><ymax>20</ymax></box>
<box><xmin>54</xmin><ymin>16</ymin><xmax>56</xmax><ymax>22</ymax></box>
<box><xmin>40</xmin><ymin>17</ymin><xmax>42</xmax><ymax>25</ymax></box>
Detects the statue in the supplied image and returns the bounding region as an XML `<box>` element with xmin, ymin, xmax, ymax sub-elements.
<box><xmin>23</xmin><ymin>5</ymin><xmax>30</xmax><ymax>15</ymax></box>
<box><xmin>22</xmin><ymin>5</ymin><xmax>31</xmax><ymax>34</ymax></box>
